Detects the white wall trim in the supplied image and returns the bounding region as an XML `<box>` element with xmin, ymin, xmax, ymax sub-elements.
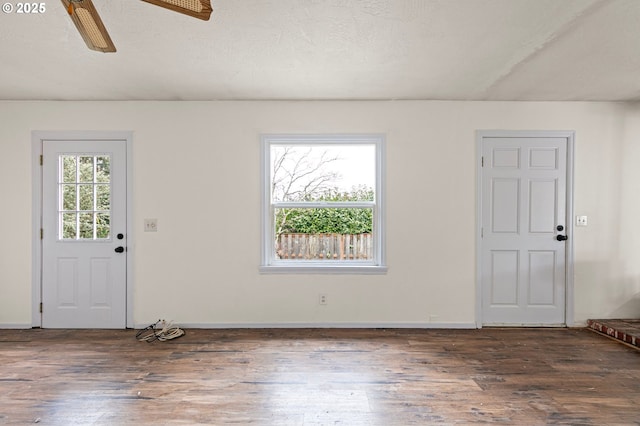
<box><xmin>258</xmin><ymin>265</ymin><xmax>388</xmax><ymax>274</ymax></box>
<box><xmin>475</xmin><ymin>130</ymin><xmax>576</xmax><ymax>328</ymax></box>
<box><xmin>475</xmin><ymin>137</ymin><xmax>483</xmax><ymax>328</ymax></box>
<box><xmin>0</xmin><ymin>324</ymin><xmax>33</xmax><ymax>329</ymax></box>
<box><xmin>565</xmin><ymin>132</ymin><xmax>576</xmax><ymax>327</ymax></box>
<box><xmin>135</xmin><ymin>322</ymin><xmax>477</xmax><ymax>329</ymax></box>
<box><xmin>31</xmin><ymin>136</ymin><xmax>43</xmax><ymax>327</ymax></box>
<box><xmin>31</xmin><ymin>131</ymin><xmax>134</xmax><ymax>329</ymax></box>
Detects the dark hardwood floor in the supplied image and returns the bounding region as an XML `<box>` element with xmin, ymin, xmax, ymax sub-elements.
<box><xmin>1</xmin><ymin>328</ymin><xmax>638</xmax><ymax>425</ymax></box>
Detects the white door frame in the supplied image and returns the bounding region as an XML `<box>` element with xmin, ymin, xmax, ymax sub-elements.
<box><xmin>476</xmin><ymin>130</ymin><xmax>575</xmax><ymax>328</ymax></box>
<box><xmin>32</xmin><ymin>131</ymin><xmax>134</xmax><ymax>328</ymax></box>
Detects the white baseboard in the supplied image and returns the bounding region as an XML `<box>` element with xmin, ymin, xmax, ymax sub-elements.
<box><xmin>134</xmin><ymin>321</ymin><xmax>478</xmax><ymax>330</ymax></box>
<box><xmin>0</xmin><ymin>323</ymin><xmax>33</xmax><ymax>329</ymax></box>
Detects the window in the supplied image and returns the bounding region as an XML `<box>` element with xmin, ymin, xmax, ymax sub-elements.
<box><xmin>261</xmin><ymin>134</ymin><xmax>386</xmax><ymax>273</ymax></box>
<box><xmin>58</xmin><ymin>154</ymin><xmax>111</xmax><ymax>240</ymax></box>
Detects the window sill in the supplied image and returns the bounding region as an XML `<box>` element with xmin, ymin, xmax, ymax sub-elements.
<box><xmin>259</xmin><ymin>265</ymin><xmax>388</xmax><ymax>275</ymax></box>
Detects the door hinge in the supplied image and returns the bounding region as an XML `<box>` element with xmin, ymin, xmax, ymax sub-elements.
<box><xmin>39</xmin><ymin>302</ymin><xmax>43</xmax><ymax>313</ymax></box>
<box><xmin>40</xmin><ymin>155</ymin><xmax>43</xmax><ymax>166</ymax></box>
<box><xmin>40</xmin><ymin>228</ymin><xmax>43</xmax><ymax>240</ymax></box>
<box><xmin>481</xmin><ymin>227</ymin><xmax>484</xmax><ymax>238</ymax></box>
<box><xmin>481</xmin><ymin>156</ymin><xmax>484</xmax><ymax>167</ymax></box>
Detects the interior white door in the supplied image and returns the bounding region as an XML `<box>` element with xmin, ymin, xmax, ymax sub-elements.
<box><xmin>481</xmin><ymin>136</ymin><xmax>567</xmax><ymax>325</ymax></box>
<box><xmin>42</xmin><ymin>140</ymin><xmax>127</xmax><ymax>328</ymax></box>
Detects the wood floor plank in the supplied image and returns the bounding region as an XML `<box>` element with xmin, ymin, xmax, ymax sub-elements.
<box><xmin>0</xmin><ymin>328</ymin><xmax>638</xmax><ymax>424</ymax></box>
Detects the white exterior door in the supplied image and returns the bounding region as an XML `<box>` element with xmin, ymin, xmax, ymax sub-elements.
<box><xmin>480</xmin><ymin>135</ymin><xmax>569</xmax><ymax>325</ymax></box>
<box><xmin>42</xmin><ymin>140</ymin><xmax>127</xmax><ymax>328</ymax></box>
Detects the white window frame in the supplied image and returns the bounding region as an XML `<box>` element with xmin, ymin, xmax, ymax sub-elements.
<box><xmin>260</xmin><ymin>134</ymin><xmax>387</xmax><ymax>274</ymax></box>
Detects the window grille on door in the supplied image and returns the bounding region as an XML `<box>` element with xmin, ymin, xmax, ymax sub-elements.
<box><xmin>58</xmin><ymin>155</ymin><xmax>111</xmax><ymax>240</ymax></box>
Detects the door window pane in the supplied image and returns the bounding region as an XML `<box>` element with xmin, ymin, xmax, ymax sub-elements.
<box><xmin>62</xmin><ymin>185</ymin><xmax>76</xmax><ymax>211</ymax></box>
<box><xmin>79</xmin><ymin>213</ymin><xmax>93</xmax><ymax>239</ymax></box>
<box><xmin>62</xmin><ymin>156</ymin><xmax>76</xmax><ymax>183</ymax></box>
<box><xmin>79</xmin><ymin>185</ymin><xmax>94</xmax><ymax>211</ymax></box>
<box><xmin>96</xmin><ymin>213</ymin><xmax>111</xmax><ymax>239</ymax></box>
<box><xmin>79</xmin><ymin>157</ymin><xmax>94</xmax><ymax>182</ymax></box>
<box><xmin>96</xmin><ymin>156</ymin><xmax>110</xmax><ymax>183</ymax></box>
<box><xmin>96</xmin><ymin>185</ymin><xmax>110</xmax><ymax>210</ymax></box>
<box><xmin>62</xmin><ymin>213</ymin><xmax>77</xmax><ymax>239</ymax></box>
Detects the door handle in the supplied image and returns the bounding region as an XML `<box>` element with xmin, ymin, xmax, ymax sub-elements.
<box><xmin>556</xmin><ymin>235</ymin><xmax>568</xmax><ymax>241</ymax></box>
<box><xmin>115</xmin><ymin>246</ymin><xmax>125</xmax><ymax>253</ymax></box>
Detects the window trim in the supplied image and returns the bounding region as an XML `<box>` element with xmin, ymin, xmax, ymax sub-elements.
<box><xmin>260</xmin><ymin>134</ymin><xmax>387</xmax><ymax>274</ymax></box>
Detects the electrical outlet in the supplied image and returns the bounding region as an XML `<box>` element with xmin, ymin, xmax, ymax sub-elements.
<box><xmin>576</xmin><ymin>215</ymin><xmax>588</xmax><ymax>227</ymax></box>
<box><xmin>319</xmin><ymin>294</ymin><xmax>328</xmax><ymax>305</ymax></box>
<box><xmin>144</xmin><ymin>218</ymin><xmax>158</xmax><ymax>232</ymax></box>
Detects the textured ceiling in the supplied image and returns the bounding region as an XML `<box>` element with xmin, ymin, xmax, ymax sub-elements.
<box><xmin>0</xmin><ymin>0</ymin><xmax>639</xmax><ymax>101</ymax></box>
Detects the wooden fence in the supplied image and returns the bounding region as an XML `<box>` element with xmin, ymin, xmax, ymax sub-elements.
<box><xmin>276</xmin><ymin>233</ymin><xmax>372</xmax><ymax>260</ymax></box>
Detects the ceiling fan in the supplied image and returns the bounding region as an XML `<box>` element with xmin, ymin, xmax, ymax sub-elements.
<box><xmin>61</xmin><ymin>0</ymin><xmax>213</xmax><ymax>53</ymax></box>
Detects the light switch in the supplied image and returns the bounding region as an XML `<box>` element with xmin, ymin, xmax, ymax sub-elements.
<box><xmin>576</xmin><ymin>216</ymin><xmax>588</xmax><ymax>227</ymax></box>
<box><xmin>144</xmin><ymin>218</ymin><xmax>158</xmax><ymax>232</ymax></box>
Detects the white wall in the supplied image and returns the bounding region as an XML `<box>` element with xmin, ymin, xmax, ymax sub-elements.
<box><xmin>1</xmin><ymin>100</ymin><xmax>638</xmax><ymax>328</ymax></box>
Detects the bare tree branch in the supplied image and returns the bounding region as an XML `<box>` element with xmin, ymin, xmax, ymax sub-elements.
<box><xmin>271</xmin><ymin>146</ymin><xmax>342</xmax><ymax>235</ymax></box>
<box><xmin>272</xmin><ymin>147</ymin><xmax>340</xmax><ymax>202</ymax></box>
